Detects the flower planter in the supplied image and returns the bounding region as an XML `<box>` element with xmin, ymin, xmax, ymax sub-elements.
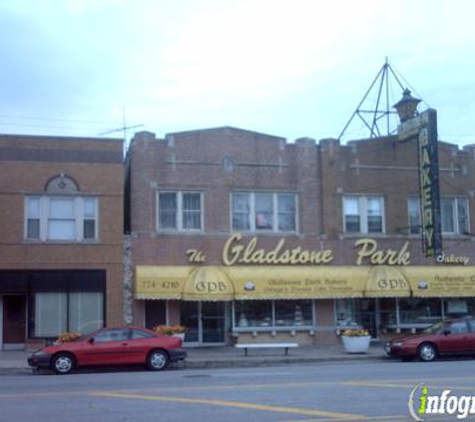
<box><xmin>171</xmin><ymin>333</ymin><xmax>185</xmax><ymax>341</ymax></box>
<box><xmin>342</xmin><ymin>335</ymin><xmax>371</xmax><ymax>354</ymax></box>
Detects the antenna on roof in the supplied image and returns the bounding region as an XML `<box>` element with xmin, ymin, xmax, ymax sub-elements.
<box><xmin>98</xmin><ymin>107</ymin><xmax>143</xmax><ymax>155</ymax></box>
<box><xmin>338</xmin><ymin>58</ymin><xmax>422</xmax><ymax>141</ymax></box>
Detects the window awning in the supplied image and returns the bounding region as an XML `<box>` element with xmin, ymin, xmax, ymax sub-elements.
<box><xmin>135</xmin><ymin>266</ymin><xmax>187</xmax><ymax>300</ymax></box>
<box><xmin>182</xmin><ymin>267</ymin><xmax>234</xmax><ymax>301</ymax></box>
<box><xmin>135</xmin><ymin>265</ymin><xmax>367</xmax><ymax>300</ymax></box>
<box><xmin>227</xmin><ymin>266</ymin><xmax>366</xmax><ymax>299</ymax></box>
<box><xmin>405</xmin><ymin>267</ymin><xmax>475</xmax><ymax>298</ymax></box>
<box><xmin>364</xmin><ymin>266</ymin><xmax>410</xmax><ymax>298</ymax></box>
<box><xmin>134</xmin><ymin>265</ymin><xmax>475</xmax><ymax>300</ymax></box>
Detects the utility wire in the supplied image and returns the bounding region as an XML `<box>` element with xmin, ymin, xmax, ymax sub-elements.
<box><xmin>0</xmin><ymin>113</ymin><xmax>116</xmax><ymax>125</ymax></box>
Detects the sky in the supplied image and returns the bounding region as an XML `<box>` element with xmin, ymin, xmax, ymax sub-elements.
<box><xmin>1</xmin><ymin>0</ymin><xmax>475</xmax><ymax>148</ymax></box>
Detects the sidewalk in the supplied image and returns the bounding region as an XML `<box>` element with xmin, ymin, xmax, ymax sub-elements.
<box><xmin>0</xmin><ymin>344</ymin><xmax>388</xmax><ymax>375</ymax></box>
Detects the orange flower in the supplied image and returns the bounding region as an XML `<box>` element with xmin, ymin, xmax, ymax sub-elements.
<box><xmin>56</xmin><ymin>332</ymin><xmax>82</xmax><ymax>343</ymax></box>
<box><xmin>153</xmin><ymin>325</ymin><xmax>187</xmax><ymax>335</ymax></box>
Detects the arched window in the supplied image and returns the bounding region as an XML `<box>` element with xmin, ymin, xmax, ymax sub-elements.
<box><xmin>25</xmin><ymin>174</ymin><xmax>98</xmax><ymax>241</ymax></box>
<box><xmin>45</xmin><ymin>174</ymin><xmax>79</xmax><ymax>194</ymax></box>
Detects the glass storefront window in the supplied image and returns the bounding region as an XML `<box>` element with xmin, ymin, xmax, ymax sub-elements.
<box><xmin>234</xmin><ymin>300</ymin><xmax>314</xmax><ymax>329</ymax></box>
<box><xmin>235</xmin><ymin>300</ymin><xmax>272</xmax><ymax>328</ymax></box>
<box><xmin>398</xmin><ymin>298</ymin><xmax>442</xmax><ymax>325</ymax></box>
<box><xmin>335</xmin><ymin>299</ymin><xmax>358</xmax><ymax>327</ymax></box>
<box><xmin>337</xmin><ymin>297</ymin><xmax>475</xmax><ymax>336</ymax></box>
<box><xmin>275</xmin><ymin>300</ymin><xmax>313</xmax><ymax>327</ymax></box>
<box><xmin>34</xmin><ymin>292</ymin><xmax>67</xmax><ymax>337</ymax></box>
<box><xmin>379</xmin><ymin>298</ymin><xmax>397</xmax><ymax>328</ymax></box>
<box><xmin>336</xmin><ymin>298</ymin><xmax>394</xmax><ymax>338</ymax></box>
<box><xmin>69</xmin><ymin>292</ymin><xmax>104</xmax><ymax>334</ymax></box>
<box><xmin>444</xmin><ymin>298</ymin><xmax>475</xmax><ymax>318</ymax></box>
<box><xmin>34</xmin><ymin>291</ymin><xmax>104</xmax><ymax>337</ymax></box>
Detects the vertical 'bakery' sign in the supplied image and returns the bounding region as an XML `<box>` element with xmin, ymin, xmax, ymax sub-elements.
<box><xmin>418</xmin><ymin>109</ymin><xmax>442</xmax><ymax>257</ymax></box>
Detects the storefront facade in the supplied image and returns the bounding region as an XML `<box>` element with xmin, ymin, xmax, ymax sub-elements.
<box><xmin>133</xmin><ymin>237</ymin><xmax>475</xmax><ymax>344</ymax></box>
<box><xmin>126</xmin><ymin>127</ymin><xmax>475</xmax><ymax>345</ymax></box>
<box><xmin>0</xmin><ymin>134</ymin><xmax>124</xmax><ymax>349</ymax></box>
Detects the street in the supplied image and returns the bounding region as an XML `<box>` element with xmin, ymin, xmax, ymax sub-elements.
<box><xmin>1</xmin><ymin>359</ymin><xmax>475</xmax><ymax>421</ymax></box>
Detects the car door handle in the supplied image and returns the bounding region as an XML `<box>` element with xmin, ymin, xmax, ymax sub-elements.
<box><xmin>122</xmin><ymin>343</ymin><xmax>128</xmax><ymax>346</ymax></box>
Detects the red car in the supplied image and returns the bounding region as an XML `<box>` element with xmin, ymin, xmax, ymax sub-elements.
<box><xmin>28</xmin><ymin>327</ymin><xmax>187</xmax><ymax>374</ymax></box>
<box><xmin>385</xmin><ymin>317</ymin><xmax>475</xmax><ymax>362</ymax></box>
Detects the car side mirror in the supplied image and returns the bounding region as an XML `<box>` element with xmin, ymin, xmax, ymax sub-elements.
<box><xmin>443</xmin><ymin>329</ymin><xmax>451</xmax><ymax>336</ymax></box>
<box><xmin>88</xmin><ymin>337</ymin><xmax>95</xmax><ymax>344</ymax></box>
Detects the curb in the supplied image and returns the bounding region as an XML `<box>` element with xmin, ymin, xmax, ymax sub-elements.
<box><xmin>0</xmin><ymin>368</ymin><xmax>32</xmax><ymax>376</ymax></box>
<box><xmin>0</xmin><ymin>355</ymin><xmax>389</xmax><ymax>376</ymax></box>
<box><xmin>183</xmin><ymin>355</ymin><xmax>388</xmax><ymax>369</ymax></box>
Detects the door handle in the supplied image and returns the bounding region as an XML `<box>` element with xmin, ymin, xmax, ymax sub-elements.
<box><xmin>121</xmin><ymin>343</ymin><xmax>128</xmax><ymax>346</ymax></box>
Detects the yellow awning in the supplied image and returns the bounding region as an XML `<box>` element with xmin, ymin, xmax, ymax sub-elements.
<box><xmin>405</xmin><ymin>267</ymin><xmax>475</xmax><ymax>298</ymax></box>
<box><xmin>364</xmin><ymin>266</ymin><xmax>411</xmax><ymax>298</ymax></box>
<box><xmin>135</xmin><ymin>266</ymin><xmax>186</xmax><ymax>299</ymax></box>
<box><xmin>182</xmin><ymin>267</ymin><xmax>234</xmax><ymax>301</ymax></box>
<box><xmin>135</xmin><ymin>266</ymin><xmax>235</xmax><ymax>301</ymax></box>
<box><xmin>227</xmin><ymin>266</ymin><xmax>367</xmax><ymax>299</ymax></box>
<box><xmin>135</xmin><ymin>265</ymin><xmax>367</xmax><ymax>300</ymax></box>
<box><xmin>135</xmin><ymin>265</ymin><xmax>475</xmax><ymax>300</ymax></box>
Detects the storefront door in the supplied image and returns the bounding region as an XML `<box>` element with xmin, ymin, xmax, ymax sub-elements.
<box><xmin>180</xmin><ymin>302</ymin><xmax>227</xmax><ymax>345</ymax></box>
<box><xmin>201</xmin><ymin>302</ymin><xmax>226</xmax><ymax>344</ymax></box>
<box><xmin>2</xmin><ymin>295</ymin><xmax>26</xmax><ymax>350</ymax></box>
<box><xmin>357</xmin><ymin>299</ymin><xmax>378</xmax><ymax>338</ymax></box>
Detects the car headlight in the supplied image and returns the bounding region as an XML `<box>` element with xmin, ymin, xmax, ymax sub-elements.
<box><xmin>32</xmin><ymin>350</ymin><xmax>49</xmax><ymax>357</ymax></box>
<box><xmin>392</xmin><ymin>341</ymin><xmax>404</xmax><ymax>347</ymax></box>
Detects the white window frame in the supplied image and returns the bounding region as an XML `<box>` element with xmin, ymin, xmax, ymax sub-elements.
<box><xmin>343</xmin><ymin>195</ymin><xmax>385</xmax><ymax>234</ymax></box>
<box><xmin>231</xmin><ymin>192</ymin><xmax>298</xmax><ymax>233</ymax></box>
<box><xmin>25</xmin><ymin>196</ymin><xmax>99</xmax><ymax>242</ymax></box>
<box><xmin>441</xmin><ymin>197</ymin><xmax>470</xmax><ymax>235</ymax></box>
<box><xmin>156</xmin><ymin>191</ymin><xmax>203</xmax><ymax>233</ymax></box>
<box><xmin>407</xmin><ymin>196</ymin><xmax>421</xmax><ymax>234</ymax></box>
<box><xmin>406</xmin><ymin>196</ymin><xmax>470</xmax><ymax>235</ymax></box>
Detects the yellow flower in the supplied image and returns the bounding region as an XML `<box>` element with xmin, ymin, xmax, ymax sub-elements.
<box><xmin>341</xmin><ymin>328</ymin><xmax>370</xmax><ymax>337</ymax></box>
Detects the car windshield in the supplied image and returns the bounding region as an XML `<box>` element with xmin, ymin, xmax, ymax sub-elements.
<box><xmin>422</xmin><ymin>321</ymin><xmax>444</xmax><ymax>334</ymax></box>
<box><xmin>76</xmin><ymin>334</ymin><xmax>89</xmax><ymax>341</ymax></box>
<box><xmin>81</xmin><ymin>328</ymin><xmax>106</xmax><ymax>342</ymax></box>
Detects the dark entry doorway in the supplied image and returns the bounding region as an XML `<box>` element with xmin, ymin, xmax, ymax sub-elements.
<box><xmin>3</xmin><ymin>295</ymin><xmax>26</xmax><ymax>349</ymax></box>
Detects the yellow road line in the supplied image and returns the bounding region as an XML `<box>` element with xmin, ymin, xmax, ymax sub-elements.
<box><xmin>344</xmin><ymin>380</ymin><xmax>475</xmax><ymax>391</ymax></box>
<box><xmin>90</xmin><ymin>391</ymin><xmax>365</xmax><ymax>420</ymax></box>
<box><xmin>344</xmin><ymin>381</ymin><xmax>419</xmax><ymax>388</ymax></box>
<box><xmin>283</xmin><ymin>415</ymin><xmax>452</xmax><ymax>422</ymax></box>
<box><xmin>281</xmin><ymin>416</ymin><xmax>410</xmax><ymax>422</ymax></box>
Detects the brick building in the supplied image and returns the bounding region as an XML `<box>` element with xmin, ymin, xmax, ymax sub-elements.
<box><xmin>0</xmin><ymin>134</ymin><xmax>124</xmax><ymax>350</ymax></box>
<box><xmin>126</xmin><ymin>123</ymin><xmax>475</xmax><ymax>346</ymax></box>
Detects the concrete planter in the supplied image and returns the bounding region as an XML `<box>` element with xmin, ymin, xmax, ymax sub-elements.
<box><xmin>342</xmin><ymin>335</ymin><xmax>371</xmax><ymax>353</ymax></box>
<box><xmin>172</xmin><ymin>333</ymin><xmax>185</xmax><ymax>341</ymax></box>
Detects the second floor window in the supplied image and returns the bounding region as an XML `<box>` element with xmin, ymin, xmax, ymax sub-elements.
<box><xmin>26</xmin><ymin>196</ymin><xmax>98</xmax><ymax>241</ymax></box>
<box><xmin>157</xmin><ymin>191</ymin><xmax>202</xmax><ymax>232</ymax></box>
<box><xmin>343</xmin><ymin>195</ymin><xmax>384</xmax><ymax>234</ymax></box>
<box><xmin>408</xmin><ymin>196</ymin><xmax>469</xmax><ymax>235</ymax></box>
<box><xmin>232</xmin><ymin>192</ymin><xmax>297</xmax><ymax>232</ymax></box>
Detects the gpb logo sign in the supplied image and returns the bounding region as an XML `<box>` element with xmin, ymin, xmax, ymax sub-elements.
<box><xmin>194</xmin><ymin>281</ymin><xmax>229</xmax><ymax>293</ymax></box>
<box><xmin>409</xmin><ymin>384</ymin><xmax>475</xmax><ymax>420</ymax></box>
<box><xmin>377</xmin><ymin>278</ymin><xmax>408</xmax><ymax>290</ymax></box>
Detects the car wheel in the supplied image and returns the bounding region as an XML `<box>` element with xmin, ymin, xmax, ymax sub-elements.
<box><xmin>51</xmin><ymin>353</ymin><xmax>75</xmax><ymax>375</ymax></box>
<box><xmin>147</xmin><ymin>349</ymin><xmax>169</xmax><ymax>371</ymax></box>
<box><xmin>418</xmin><ymin>343</ymin><xmax>437</xmax><ymax>362</ymax></box>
